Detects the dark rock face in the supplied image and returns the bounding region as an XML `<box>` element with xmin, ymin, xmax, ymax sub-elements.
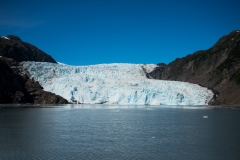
<box><xmin>149</xmin><ymin>30</ymin><xmax>240</xmax><ymax>105</ymax></box>
<box><xmin>0</xmin><ymin>35</ymin><xmax>68</xmax><ymax>104</ymax></box>
<box><xmin>0</xmin><ymin>35</ymin><xmax>56</xmax><ymax>63</ymax></box>
<box><xmin>0</xmin><ymin>57</ymin><xmax>68</xmax><ymax>104</ymax></box>
<box><xmin>0</xmin><ymin>58</ymin><xmax>25</xmax><ymax>103</ymax></box>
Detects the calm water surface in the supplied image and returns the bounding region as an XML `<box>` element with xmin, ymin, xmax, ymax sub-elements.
<box><xmin>0</xmin><ymin>104</ymin><xmax>240</xmax><ymax>160</ymax></box>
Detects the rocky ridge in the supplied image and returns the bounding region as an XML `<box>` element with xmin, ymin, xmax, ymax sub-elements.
<box><xmin>149</xmin><ymin>30</ymin><xmax>240</xmax><ymax>105</ymax></box>
<box><xmin>0</xmin><ymin>35</ymin><xmax>56</xmax><ymax>63</ymax></box>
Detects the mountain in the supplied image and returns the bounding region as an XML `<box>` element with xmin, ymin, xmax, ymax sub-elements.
<box><xmin>0</xmin><ymin>36</ymin><xmax>68</xmax><ymax>104</ymax></box>
<box><xmin>149</xmin><ymin>30</ymin><xmax>240</xmax><ymax>105</ymax></box>
<box><xmin>0</xmin><ymin>35</ymin><xmax>56</xmax><ymax>63</ymax></box>
<box><xmin>1</xmin><ymin>31</ymin><xmax>239</xmax><ymax>105</ymax></box>
<box><xmin>21</xmin><ymin>62</ymin><xmax>214</xmax><ymax>105</ymax></box>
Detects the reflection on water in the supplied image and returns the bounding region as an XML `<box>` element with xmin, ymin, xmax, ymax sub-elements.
<box><xmin>0</xmin><ymin>103</ymin><xmax>230</xmax><ymax>109</ymax></box>
<box><xmin>0</xmin><ymin>105</ymin><xmax>240</xmax><ymax>159</ymax></box>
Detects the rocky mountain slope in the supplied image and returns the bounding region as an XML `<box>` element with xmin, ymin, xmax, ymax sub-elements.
<box><xmin>0</xmin><ymin>36</ymin><xmax>68</xmax><ymax>104</ymax></box>
<box><xmin>149</xmin><ymin>30</ymin><xmax>240</xmax><ymax>105</ymax></box>
<box><xmin>0</xmin><ymin>35</ymin><xmax>56</xmax><ymax>63</ymax></box>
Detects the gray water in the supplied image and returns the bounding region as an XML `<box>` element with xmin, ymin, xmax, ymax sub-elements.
<box><xmin>0</xmin><ymin>104</ymin><xmax>240</xmax><ymax>160</ymax></box>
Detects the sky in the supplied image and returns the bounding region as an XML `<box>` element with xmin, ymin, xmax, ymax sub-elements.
<box><xmin>1</xmin><ymin>0</ymin><xmax>240</xmax><ymax>66</ymax></box>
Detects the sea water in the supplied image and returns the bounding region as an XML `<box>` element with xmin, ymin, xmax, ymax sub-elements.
<box><xmin>0</xmin><ymin>104</ymin><xmax>240</xmax><ymax>160</ymax></box>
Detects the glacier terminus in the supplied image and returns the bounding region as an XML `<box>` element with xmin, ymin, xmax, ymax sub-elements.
<box><xmin>22</xmin><ymin>62</ymin><xmax>214</xmax><ymax>105</ymax></box>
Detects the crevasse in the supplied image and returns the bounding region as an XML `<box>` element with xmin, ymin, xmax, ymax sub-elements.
<box><xmin>22</xmin><ymin>62</ymin><xmax>214</xmax><ymax>105</ymax></box>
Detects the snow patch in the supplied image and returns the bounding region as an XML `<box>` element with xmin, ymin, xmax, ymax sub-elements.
<box><xmin>1</xmin><ymin>36</ymin><xmax>9</xmax><ymax>40</ymax></box>
<box><xmin>22</xmin><ymin>62</ymin><xmax>214</xmax><ymax>105</ymax></box>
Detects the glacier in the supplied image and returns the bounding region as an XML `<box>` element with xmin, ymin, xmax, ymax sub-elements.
<box><xmin>21</xmin><ymin>62</ymin><xmax>214</xmax><ymax>105</ymax></box>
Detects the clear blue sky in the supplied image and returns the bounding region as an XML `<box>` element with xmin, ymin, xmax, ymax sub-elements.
<box><xmin>1</xmin><ymin>0</ymin><xmax>240</xmax><ymax>65</ymax></box>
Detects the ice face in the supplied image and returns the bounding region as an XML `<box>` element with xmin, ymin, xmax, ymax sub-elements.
<box><xmin>22</xmin><ymin>62</ymin><xmax>214</xmax><ymax>105</ymax></box>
